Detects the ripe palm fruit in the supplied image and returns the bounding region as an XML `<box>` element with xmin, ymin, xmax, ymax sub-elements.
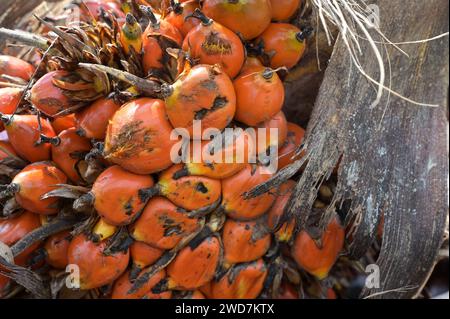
<box><xmin>47</xmin><ymin>128</ymin><xmax>92</xmax><ymax>185</ymax></box>
<box><xmin>51</xmin><ymin>114</ymin><xmax>76</xmax><ymax>134</ymax></box>
<box><xmin>292</xmin><ymin>216</ymin><xmax>345</xmax><ymax>279</ymax></box>
<box><xmin>112</xmin><ymin>269</ymin><xmax>171</xmax><ymax>299</ymax></box>
<box><xmin>67</xmin><ymin>232</ymin><xmax>130</xmax><ymax>290</ymax></box>
<box><xmin>0</xmin><ymin>87</ymin><xmax>23</xmax><ymax>122</ymax></box>
<box><xmin>267</xmin><ymin>180</ymin><xmax>296</xmax><ymax>242</ymax></box>
<box><xmin>2</xmin><ymin>162</ymin><xmax>68</xmax><ymax>215</ymax></box>
<box><xmin>130</xmin><ymin>241</ymin><xmax>164</xmax><ymax>279</ymax></box>
<box><xmin>222</xmin><ymin>219</ymin><xmax>271</xmax><ymax>265</ymax></box>
<box><xmin>141</xmin><ymin>6</ymin><xmax>183</xmax><ymax>78</ymax></box>
<box><xmin>257</xmin><ymin>23</ymin><xmax>311</xmax><ymax>69</ymax></box>
<box><xmin>254</xmin><ymin>111</ymin><xmax>288</xmax><ymax>164</ymax></box>
<box><xmin>270</xmin><ymin>0</ymin><xmax>301</xmax><ymax>21</ymax></box>
<box><xmin>164</xmin><ymin>0</ymin><xmax>200</xmax><ymax>37</ymax></box>
<box><xmin>41</xmin><ymin>230</ymin><xmax>72</xmax><ymax>269</ymax></box>
<box><xmin>183</xmin><ymin>9</ymin><xmax>245</xmax><ymax>79</ymax></box>
<box><xmin>139</xmin><ymin>164</ymin><xmax>221</xmax><ymax>212</ymax></box>
<box><xmin>120</xmin><ymin>14</ymin><xmax>143</xmax><ymax>55</ymax></box>
<box><xmin>1</xmin><ymin>114</ymin><xmax>56</xmax><ymax>162</ymax></box>
<box><xmin>76</xmin><ymin>165</ymin><xmax>154</xmax><ymax>226</ymax></box>
<box><xmin>202</xmin><ymin>259</ymin><xmax>268</xmax><ymax>299</ymax></box>
<box><xmin>278</xmin><ymin>122</ymin><xmax>305</xmax><ymax>169</ymax></box>
<box><xmin>74</xmin><ymin>98</ymin><xmax>120</xmax><ymax>140</ymax></box>
<box><xmin>104</xmin><ymin>98</ymin><xmax>176</xmax><ymax>175</ymax></box>
<box><xmin>202</xmin><ymin>0</ymin><xmax>272</xmax><ymax>40</ymax></box>
<box><xmin>163</xmin><ymin>64</ymin><xmax>236</xmax><ymax>136</ymax></box>
<box><xmin>163</xmin><ymin>235</ymin><xmax>221</xmax><ymax>290</ymax></box>
<box><xmin>222</xmin><ymin>164</ymin><xmax>275</xmax><ymax>220</ymax></box>
<box><xmin>233</xmin><ymin>66</ymin><xmax>285</xmax><ymax>126</ymax></box>
<box><xmin>0</xmin><ymin>55</ymin><xmax>34</xmax><ymax>81</ymax></box>
<box><xmin>130</xmin><ymin>197</ymin><xmax>202</xmax><ymax>249</ymax></box>
<box><xmin>0</xmin><ymin>211</ymin><xmax>42</xmax><ymax>297</ymax></box>
<box><xmin>173</xmin><ymin>129</ymin><xmax>255</xmax><ymax>180</ymax></box>
<box><xmin>29</xmin><ymin>70</ymin><xmax>72</xmax><ymax>117</ymax></box>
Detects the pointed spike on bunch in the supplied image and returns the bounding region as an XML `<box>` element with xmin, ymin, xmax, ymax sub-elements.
<box><xmin>139</xmin><ymin>5</ymin><xmax>158</xmax><ymax>26</ymax></box>
<box><xmin>78</xmin><ymin>63</ymin><xmax>161</xmax><ymax>96</ymax></box>
<box><xmin>0</xmin><ymin>27</ymin><xmax>51</xmax><ymax>51</ymax></box>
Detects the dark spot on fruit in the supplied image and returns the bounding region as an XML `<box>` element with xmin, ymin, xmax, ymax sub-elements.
<box><xmin>196</xmin><ymin>182</ymin><xmax>208</xmax><ymax>194</ymax></box>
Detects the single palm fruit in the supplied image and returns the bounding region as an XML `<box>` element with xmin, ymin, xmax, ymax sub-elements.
<box><xmin>49</xmin><ymin>128</ymin><xmax>92</xmax><ymax>185</ymax></box>
<box><xmin>164</xmin><ymin>235</ymin><xmax>221</xmax><ymax>290</ymax></box>
<box><xmin>257</xmin><ymin>23</ymin><xmax>311</xmax><ymax>69</ymax></box>
<box><xmin>221</xmin><ymin>164</ymin><xmax>275</xmax><ymax>220</ymax></box>
<box><xmin>1</xmin><ymin>114</ymin><xmax>56</xmax><ymax>162</ymax></box>
<box><xmin>183</xmin><ymin>9</ymin><xmax>245</xmax><ymax>78</ymax></box>
<box><xmin>0</xmin><ymin>55</ymin><xmax>35</xmax><ymax>81</ymax></box>
<box><xmin>173</xmin><ymin>127</ymin><xmax>256</xmax><ymax>180</ymax></box>
<box><xmin>278</xmin><ymin>122</ymin><xmax>305</xmax><ymax>169</ymax></box>
<box><xmin>292</xmin><ymin>216</ymin><xmax>345</xmax><ymax>279</ymax></box>
<box><xmin>202</xmin><ymin>0</ymin><xmax>272</xmax><ymax>40</ymax></box>
<box><xmin>111</xmin><ymin>269</ymin><xmax>171</xmax><ymax>299</ymax></box>
<box><xmin>74</xmin><ymin>97</ymin><xmax>120</xmax><ymax>140</ymax></box>
<box><xmin>67</xmin><ymin>232</ymin><xmax>130</xmax><ymax>290</ymax></box>
<box><xmin>104</xmin><ymin>98</ymin><xmax>177</xmax><ymax>174</ymax></box>
<box><xmin>267</xmin><ymin>180</ymin><xmax>296</xmax><ymax>242</ymax></box>
<box><xmin>254</xmin><ymin>111</ymin><xmax>288</xmax><ymax>165</ymax></box>
<box><xmin>202</xmin><ymin>259</ymin><xmax>268</xmax><ymax>299</ymax></box>
<box><xmin>139</xmin><ymin>164</ymin><xmax>222</xmax><ymax>212</ymax></box>
<box><xmin>0</xmin><ymin>88</ymin><xmax>23</xmax><ymax>127</ymax></box>
<box><xmin>129</xmin><ymin>241</ymin><xmax>164</xmax><ymax>280</ymax></box>
<box><xmin>164</xmin><ymin>0</ymin><xmax>201</xmax><ymax>37</ymax></box>
<box><xmin>163</xmin><ymin>64</ymin><xmax>236</xmax><ymax>136</ymax></box>
<box><xmin>130</xmin><ymin>197</ymin><xmax>202</xmax><ymax>250</ymax></box>
<box><xmin>77</xmin><ymin>165</ymin><xmax>155</xmax><ymax>226</ymax></box>
<box><xmin>120</xmin><ymin>13</ymin><xmax>143</xmax><ymax>55</ymax></box>
<box><xmin>270</xmin><ymin>0</ymin><xmax>301</xmax><ymax>21</ymax></box>
<box><xmin>30</xmin><ymin>70</ymin><xmax>73</xmax><ymax>117</ymax></box>
<box><xmin>222</xmin><ymin>219</ymin><xmax>271</xmax><ymax>265</ymax></box>
<box><xmin>3</xmin><ymin>162</ymin><xmax>68</xmax><ymax>215</ymax></box>
<box><xmin>233</xmin><ymin>66</ymin><xmax>285</xmax><ymax>126</ymax></box>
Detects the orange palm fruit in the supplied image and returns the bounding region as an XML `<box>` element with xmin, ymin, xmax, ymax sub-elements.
<box><xmin>203</xmin><ymin>259</ymin><xmax>268</xmax><ymax>299</ymax></box>
<box><xmin>51</xmin><ymin>114</ymin><xmax>76</xmax><ymax>134</ymax></box>
<box><xmin>267</xmin><ymin>180</ymin><xmax>296</xmax><ymax>242</ymax></box>
<box><xmin>233</xmin><ymin>66</ymin><xmax>285</xmax><ymax>126</ymax></box>
<box><xmin>0</xmin><ymin>87</ymin><xmax>23</xmax><ymax>130</ymax></box>
<box><xmin>111</xmin><ymin>269</ymin><xmax>170</xmax><ymax>299</ymax></box>
<box><xmin>165</xmin><ymin>235</ymin><xmax>221</xmax><ymax>290</ymax></box>
<box><xmin>292</xmin><ymin>216</ymin><xmax>345</xmax><ymax>279</ymax></box>
<box><xmin>164</xmin><ymin>0</ymin><xmax>200</xmax><ymax>37</ymax></box>
<box><xmin>222</xmin><ymin>164</ymin><xmax>275</xmax><ymax>220</ymax></box>
<box><xmin>130</xmin><ymin>197</ymin><xmax>201</xmax><ymax>250</ymax></box>
<box><xmin>222</xmin><ymin>219</ymin><xmax>271</xmax><ymax>265</ymax></box>
<box><xmin>183</xmin><ymin>9</ymin><xmax>245</xmax><ymax>78</ymax></box>
<box><xmin>278</xmin><ymin>122</ymin><xmax>305</xmax><ymax>169</ymax></box>
<box><xmin>4</xmin><ymin>162</ymin><xmax>68</xmax><ymax>215</ymax></box>
<box><xmin>139</xmin><ymin>164</ymin><xmax>221</xmax><ymax>212</ymax></box>
<box><xmin>104</xmin><ymin>98</ymin><xmax>177</xmax><ymax>174</ymax></box>
<box><xmin>29</xmin><ymin>70</ymin><xmax>72</xmax><ymax>117</ymax></box>
<box><xmin>163</xmin><ymin>64</ymin><xmax>236</xmax><ymax>136</ymax></box>
<box><xmin>254</xmin><ymin>111</ymin><xmax>288</xmax><ymax>165</ymax></box>
<box><xmin>130</xmin><ymin>241</ymin><xmax>164</xmax><ymax>279</ymax></box>
<box><xmin>257</xmin><ymin>23</ymin><xmax>311</xmax><ymax>69</ymax></box>
<box><xmin>0</xmin><ymin>55</ymin><xmax>34</xmax><ymax>81</ymax></box>
<box><xmin>239</xmin><ymin>56</ymin><xmax>265</xmax><ymax>74</ymax></box>
<box><xmin>2</xmin><ymin>114</ymin><xmax>56</xmax><ymax>162</ymax></box>
<box><xmin>270</xmin><ymin>0</ymin><xmax>301</xmax><ymax>21</ymax></box>
<box><xmin>42</xmin><ymin>230</ymin><xmax>72</xmax><ymax>269</ymax></box>
<box><xmin>49</xmin><ymin>128</ymin><xmax>92</xmax><ymax>184</ymax></box>
<box><xmin>174</xmin><ymin>129</ymin><xmax>255</xmax><ymax>180</ymax></box>
<box><xmin>67</xmin><ymin>233</ymin><xmax>130</xmax><ymax>290</ymax></box>
<box><xmin>141</xmin><ymin>6</ymin><xmax>183</xmax><ymax>77</ymax></box>
<box><xmin>74</xmin><ymin>98</ymin><xmax>120</xmax><ymax>140</ymax></box>
<box><xmin>81</xmin><ymin>165</ymin><xmax>155</xmax><ymax>226</ymax></box>
<box><xmin>202</xmin><ymin>0</ymin><xmax>272</xmax><ymax>40</ymax></box>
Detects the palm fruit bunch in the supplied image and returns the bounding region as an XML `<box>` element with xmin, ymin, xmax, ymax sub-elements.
<box><xmin>0</xmin><ymin>0</ymin><xmax>347</xmax><ymax>299</ymax></box>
